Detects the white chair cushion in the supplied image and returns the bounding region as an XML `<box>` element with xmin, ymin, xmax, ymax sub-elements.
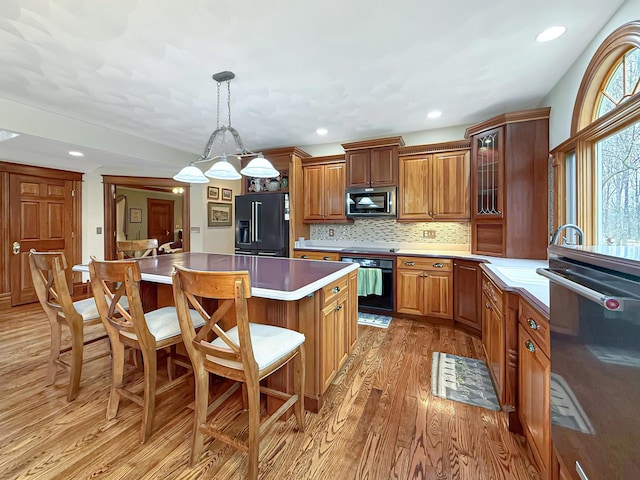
<box><xmin>120</xmin><ymin>306</ymin><xmax>204</xmax><ymax>342</ymax></box>
<box><xmin>206</xmin><ymin>323</ymin><xmax>305</xmax><ymax>371</ymax></box>
<box><xmin>73</xmin><ymin>296</ymin><xmax>129</xmax><ymax>322</ymax></box>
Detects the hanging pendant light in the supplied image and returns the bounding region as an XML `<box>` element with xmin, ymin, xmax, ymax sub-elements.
<box><xmin>173</xmin><ymin>71</ymin><xmax>278</xmax><ymax>183</ymax></box>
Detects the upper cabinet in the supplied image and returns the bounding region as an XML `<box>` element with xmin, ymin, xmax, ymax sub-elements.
<box><xmin>465</xmin><ymin>108</ymin><xmax>550</xmax><ymax>259</ymax></box>
<box><xmin>398</xmin><ymin>141</ymin><xmax>470</xmax><ymax>222</ymax></box>
<box><xmin>302</xmin><ymin>154</ymin><xmax>349</xmax><ymax>223</ymax></box>
<box><xmin>342</xmin><ymin>136</ymin><xmax>404</xmax><ymax>188</ymax></box>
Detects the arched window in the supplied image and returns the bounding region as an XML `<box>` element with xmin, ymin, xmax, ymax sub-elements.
<box><xmin>555</xmin><ymin>21</ymin><xmax>640</xmax><ymax>246</ymax></box>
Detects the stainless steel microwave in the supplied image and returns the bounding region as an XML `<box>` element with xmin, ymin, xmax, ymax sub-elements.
<box><xmin>346</xmin><ymin>186</ymin><xmax>397</xmax><ymax>218</ymax></box>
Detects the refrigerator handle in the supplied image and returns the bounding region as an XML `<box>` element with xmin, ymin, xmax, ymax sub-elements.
<box><xmin>255</xmin><ymin>201</ymin><xmax>262</xmax><ymax>243</ymax></box>
<box><xmin>250</xmin><ymin>201</ymin><xmax>255</xmax><ymax>243</ymax></box>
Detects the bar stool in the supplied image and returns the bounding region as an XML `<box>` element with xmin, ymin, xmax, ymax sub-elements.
<box><xmin>116</xmin><ymin>239</ymin><xmax>158</xmax><ymax>259</ymax></box>
<box><xmin>29</xmin><ymin>250</ymin><xmax>111</xmax><ymax>401</ymax></box>
<box><xmin>172</xmin><ymin>265</ymin><xmax>306</xmax><ymax>480</ymax></box>
<box><xmin>89</xmin><ymin>258</ymin><xmax>204</xmax><ymax>443</ymax></box>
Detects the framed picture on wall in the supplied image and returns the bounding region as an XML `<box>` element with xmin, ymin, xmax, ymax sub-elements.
<box><xmin>222</xmin><ymin>188</ymin><xmax>232</xmax><ymax>201</ymax></box>
<box><xmin>207</xmin><ymin>202</ymin><xmax>232</xmax><ymax>227</ymax></box>
<box><xmin>207</xmin><ymin>186</ymin><xmax>219</xmax><ymax>200</ymax></box>
<box><xmin>129</xmin><ymin>208</ymin><xmax>142</xmax><ymax>223</ymax></box>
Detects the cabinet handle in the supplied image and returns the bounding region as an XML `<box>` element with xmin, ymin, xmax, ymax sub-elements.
<box><xmin>527</xmin><ymin>318</ymin><xmax>539</xmax><ymax>330</ymax></box>
<box><xmin>332</xmin><ymin>286</ymin><xmax>341</xmax><ymax>293</ymax></box>
<box><xmin>323</xmin><ymin>256</ymin><xmax>330</xmax><ymax>261</ymax></box>
<box><xmin>405</xmin><ymin>261</ymin><xmax>415</xmax><ymax>266</ymax></box>
<box><xmin>420</xmin><ymin>273</ymin><xmax>429</xmax><ymax>277</ymax></box>
<box><xmin>432</xmin><ymin>262</ymin><xmax>444</xmax><ymax>268</ymax></box>
<box><xmin>335</xmin><ymin>304</ymin><xmax>343</xmax><ymax>311</ymax></box>
<box><xmin>301</xmin><ymin>255</ymin><xmax>308</xmax><ymax>259</ymax></box>
<box><xmin>525</xmin><ymin>340</ymin><xmax>536</xmax><ymax>353</ymax></box>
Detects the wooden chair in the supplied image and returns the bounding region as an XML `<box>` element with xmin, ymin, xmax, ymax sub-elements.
<box><xmin>171</xmin><ymin>266</ymin><xmax>305</xmax><ymax>480</ymax></box>
<box><xmin>89</xmin><ymin>258</ymin><xmax>204</xmax><ymax>443</ymax></box>
<box><xmin>28</xmin><ymin>250</ymin><xmax>110</xmax><ymax>401</ymax></box>
<box><xmin>116</xmin><ymin>239</ymin><xmax>158</xmax><ymax>260</ymax></box>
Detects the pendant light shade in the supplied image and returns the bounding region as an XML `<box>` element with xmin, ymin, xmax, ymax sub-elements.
<box><xmin>173</xmin><ymin>71</ymin><xmax>278</xmax><ymax>183</ymax></box>
<box><xmin>240</xmin><ymin>154</ymin><xmax>279</xmax><ymax>178</ymax></box>
<box><xmin>173</xmin><ymin>165</ymin><xmax>210</xmax><ymax>183</ymax></box>
<box><xmin>204</xmin><ymin>154</ymin><xmax>241</xmax><ymax>180</ymax></box>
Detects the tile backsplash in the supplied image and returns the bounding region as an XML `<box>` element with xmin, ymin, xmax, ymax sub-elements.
<box><xmin>310</xmin><ymin>219</ymin><xmax>470</xmax><ymax>245</ymax></box>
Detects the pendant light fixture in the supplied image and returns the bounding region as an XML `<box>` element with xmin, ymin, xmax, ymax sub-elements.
<box><xmin>173</xmin><ymin>71</ymin><xmax>279</xmax><ymax>183</ymax></box>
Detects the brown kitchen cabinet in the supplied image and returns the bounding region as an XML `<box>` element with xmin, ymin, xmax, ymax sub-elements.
<box><xmin>320</xmin><ymin>275</ymin><xmax>349</xmax><ymax>392</ymax></box>
<box><xmin>302</xmin><ymin>155</ymin><xmax>348</xmax><ymax>223</ymax></box>
<box><xmin>293</xmin><ymin>250</ymin><xmax>341</xmax><ymax>261</ymax></box>
<box><xmin>465</xmin><ymin>108</ymin><xmax>550</xmax><ymax>259</ymax></box>
<box><xmin>396</xmin><ymin>256</ymin><xmax>453</xmax><ymax>319</ymax></box>
<box><xmin>342</xmin><ymin>136</ymin><xmax>404</xmax><ymax>188</ymax></box>
<box><xmin>398</xmin><ymin>149</ymin><xmax>470</xmax><ymax>221</ymax></box>
<box><xmin>518</xmin><ymin>297</ymin><xmax>551</xmax><ymax>477</ymax></box>
<box><xmin>453</xmin><ymin>259</ymin><xmax>482</xmax><ymax>332</ymax></box>
<box><xmin>301</xmin><ymin>156</ymin><xmax>346</xmax><ymax>222</ymax></box>
<box><xmin>481</xmin><ymin>273</ymin><xmax>505</xmax><ymax>403</ymax></box>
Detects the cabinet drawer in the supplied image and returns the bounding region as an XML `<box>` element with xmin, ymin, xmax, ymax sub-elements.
<box><xmin>519</xmin><ymin>298</ymin><xmax>550</xmax><ymax>356</ymax></box>
<box><xmin>481</xmin><ymin>275</ymin><xmax>503</xmax><ymax>312</ymax></box>
<box><xmin>294</xmin><ymin>250</ymin><xmax>340</xmax><ymax>261</ymax></box>
<box><xmin>322</xmin><ymin>276</ymin><xmax>349</xmax><ymax>307</ymax></box>
<box><xmin>397</xmin><ymin>256</ymin><xmax>452</xmax><ymax>271</ymax></box>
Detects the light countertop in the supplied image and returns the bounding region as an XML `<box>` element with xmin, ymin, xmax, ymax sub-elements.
<box><xmin>295</xmin><ymin>241</ymin><xmax>549</xmax><ymax>310</ymax></box>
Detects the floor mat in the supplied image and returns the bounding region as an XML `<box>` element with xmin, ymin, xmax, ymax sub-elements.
<box><xmin>431</xmin><ymin>352</ymin><xmax>500</xmax><ymax>411</ymax></box>
<box><xmin>357</xmin><ymin>312</ymin><xmax>392</xmax><ymax>328</ymax></box>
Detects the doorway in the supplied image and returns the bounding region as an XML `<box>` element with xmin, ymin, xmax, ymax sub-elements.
<box><xmin>102</xmin><ymin>176</ymin><xmax>190</xmax><ymax>260</ymax></box>
<box><xmin>1</xmin><ymin>162</ymin><xmax>82</xmax><ymax>307</ymax></box>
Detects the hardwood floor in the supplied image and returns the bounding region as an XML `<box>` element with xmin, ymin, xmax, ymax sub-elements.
<box><xmin>0</xmin><ymin>304</ymin><xmax>540</xmax><ymax>479</ymax></box>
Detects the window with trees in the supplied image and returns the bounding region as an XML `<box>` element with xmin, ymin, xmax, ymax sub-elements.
<box><xmin>554</xmin><ymin>21</ymin><xmax>640</xmax><ymax>246</ymax></box>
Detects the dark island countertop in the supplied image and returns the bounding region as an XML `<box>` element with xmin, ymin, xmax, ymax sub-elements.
<box><xmin>74</xmin><ymin>252</ymin><xmax>358</xmax><ymax>302</ymax></box>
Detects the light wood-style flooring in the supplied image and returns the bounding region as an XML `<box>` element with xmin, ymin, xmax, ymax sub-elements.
<box><xmin>0</xmin><ymin>304</ymin><xmax>540</xmax><ymax>479</ymax></box>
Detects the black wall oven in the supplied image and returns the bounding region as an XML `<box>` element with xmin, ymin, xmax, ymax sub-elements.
<box><xmin>341</xmin><ymin>256</ymin><xmax>394</xmax><ymax>313</ymax></box>
<box><xmin>537</xmin><ymin>245</ymin><xmax>640</xmax><ymax>480</ymax></box>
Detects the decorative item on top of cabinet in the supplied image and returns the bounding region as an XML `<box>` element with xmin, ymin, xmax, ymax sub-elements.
<box><xmin>518</xmin><ymin>297</ymin><xmax>551</xmax><ymax>477</ymax></box>
<box><xmin>396</xmin><ymin>256</ymin><xmax>453</xmax><ymax>319</ymax></box>
<box><xmin>453</xmin><ymin>259</ymin><xmax>482</xmax><ymax>332</ymax></box>
<box><xmin>398</xmin><ymin>140</ymin><xmax>471</xmax><ymax>222</ymax></box>
<box><xmin>465</xmin><ymin>108</ymin><xmax>550</xmax><ymax>259</ymax></box>
<box><xmin>293</xmin><ymin>250</ymin><xmax>340</xmax><ymax>261</ymax></box>
<box><xmin>301</xmin><ymin>155</ymin><xmax>349</xmax><ymax>223</ymax></box>
<box><xmin>342</xmin><ymin>136</ymin><xmax>404</xmax><ymax>188</ymax></box>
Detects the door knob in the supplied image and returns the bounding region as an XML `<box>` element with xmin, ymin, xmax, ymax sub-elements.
<box><xmin>12</xmin><ymin>241</ymin><xmax>20</xmax><ymax>255</ymax></box>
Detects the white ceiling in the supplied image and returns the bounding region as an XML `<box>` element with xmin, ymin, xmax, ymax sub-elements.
<box><xmin>0</xmin><ymin>0</ymin><xmax>627</xmax><ymax>174</ymax></box>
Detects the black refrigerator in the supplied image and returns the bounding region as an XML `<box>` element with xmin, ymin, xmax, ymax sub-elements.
<box><xmin>234</xmin><ymin>193</ymin><xmax>289</xmax><ymax>257</ymax></box>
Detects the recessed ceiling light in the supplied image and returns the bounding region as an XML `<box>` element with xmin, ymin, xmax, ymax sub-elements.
<box><xmin>536</xmin><ymin>26</ymin><xmax>567</xmax><ymax>42</ymax></box>
<box><xmin>68</xmin><ymin>151</ymin><xmax>84</xmax><ymax>157</ymax></box>
<box><xmin>0</xmin><ymin>130</ymin><xmax>20</xmax><ymax>142</ymax></box>
<box><xmin>427</xmin><ymin>111</ymin><xmax>442</xmax><ymax>119</ymax></box>
<box><xmin>316</xmin><ymin>128</ymin><xmax>328</xmax><ymax>135</ymax></box>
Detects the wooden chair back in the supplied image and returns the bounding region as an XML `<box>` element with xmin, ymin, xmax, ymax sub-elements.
<box><xmin>116</xmin><ymin>239</ymin><xmax>158</xmax><ymax>260</ymax></box>
<box><xmin>29</xmin><ymin>250</ymin><xmax>78</xmax><ymax>324</ymax></box>
<box><xmin>89</xmin><ymin>259</ymin><xmax>153</xmax><ymax>349</ymax></box>
<box><xmin>172</xmin><ymin>266</ymin><xmax>255</xmax><ymax>378</ymax></box>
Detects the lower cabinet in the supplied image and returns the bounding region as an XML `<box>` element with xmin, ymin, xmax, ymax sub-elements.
<box><xmin>453</xmin><ymin>259</ymin><xmax>482</xmax><ymax>331</ymax></box>
<box><xmin>396</xmin><ymin>256</ymin><xmax>453</xmax><ymax>319</ymax></box>
<box><xmin>518</xmin><ymin>297</ymin><xmax>551</xmax><ymax>477</ymax></box>
<box><xmin>319</xmin><ymin>275</ymin><xmax>349</xmax><ymax>392</ymax></box>
<box><xmin>293</xmin><ymin>249</ymin><xmax>341</xmax><ymax>261</ymax></box>
<box><xmin>481</xmin><ymin>273</ymin><xmax>505</xmax><ymax>402</ymax></box>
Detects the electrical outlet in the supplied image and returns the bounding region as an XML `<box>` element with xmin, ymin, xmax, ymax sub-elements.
<box><xmin>328</xmin><ymin>229</ymin><xmax>334</xmax><ymax>237</ymax></box>
<box><xmin>423</xmin><ymin>229</ymin><xmax>437</xmax><ymax>239</ymax></box>
<box><xmin>96</xmin><ymin>226</ymin><xmax>102</xmax><ymax>234</ymax></box>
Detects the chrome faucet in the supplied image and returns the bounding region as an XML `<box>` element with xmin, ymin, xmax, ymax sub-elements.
<box><xmin>550</xmin><ymin>223</ymin><xmax>584</xmax><ymax>246</ymax></box>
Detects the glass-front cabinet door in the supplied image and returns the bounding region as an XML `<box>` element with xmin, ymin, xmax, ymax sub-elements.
<box><xmin>472</xmin><ymin>127</ymin><xmax>504</xmax><ymax>218</ymax></box>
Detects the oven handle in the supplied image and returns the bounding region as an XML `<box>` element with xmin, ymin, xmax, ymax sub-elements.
<box><xmin>536</xmin><ymin>267</ymin><xmax>626</xmax><ymax>311</ymax></box>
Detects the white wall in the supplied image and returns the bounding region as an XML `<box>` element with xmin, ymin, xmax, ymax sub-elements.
<box><xmin>541</xmin><ymin>0</ymin><xmax>640</xmax><ymax>149</ymax></box>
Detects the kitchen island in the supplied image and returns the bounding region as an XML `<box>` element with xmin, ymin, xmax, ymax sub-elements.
<box><xmin>75</xmin><ymin>252</ymin><xmax>359</xmax><ymax>412</ymax></box>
